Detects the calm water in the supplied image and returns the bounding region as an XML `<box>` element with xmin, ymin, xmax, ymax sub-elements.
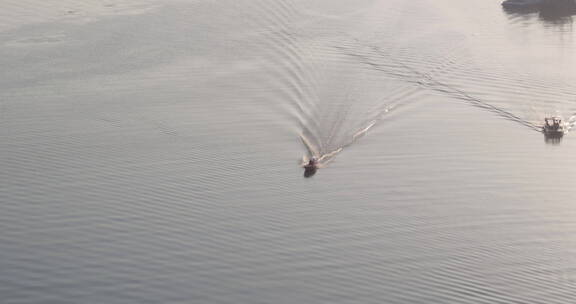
<box><xmin>2</xmin><ymin>0</ymin><xmax>576</xmax><ymax>303</ymax></box>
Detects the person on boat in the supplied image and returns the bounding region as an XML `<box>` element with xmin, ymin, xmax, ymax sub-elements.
<box><xmin>307</xmin><ymin>158</ymin><xmax>317</xmax><ymax>168</ymax></box>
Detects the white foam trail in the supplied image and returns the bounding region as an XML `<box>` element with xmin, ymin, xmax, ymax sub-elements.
<box><xmin>565</xmin><ymin>113</ymin><xmax>576</xmax><ymax>132</ymax></box>
<box><xmin>353</xmin><ymin>120</ymin><xmax>377</xmax><ymax>141</ymax></box>
<box><xmin>300</xmin><ymin>133</ymin><xmax>320</xmax><ymax>158</ymax></box>
<box><xmin>316</xmin><ymin>147</ymin><xmax>343</xmax><ymax>167</ymax></box>
<box><xmin>300</xmin><ymin>111</ymin><xmax>384</xmax><ymax>169</ymax></box>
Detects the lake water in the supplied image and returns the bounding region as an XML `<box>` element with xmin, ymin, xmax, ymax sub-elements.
<box><xmin>2</xmin><ymin>0</ymin><xmax>576</xmax><ymax>303</ymax></box>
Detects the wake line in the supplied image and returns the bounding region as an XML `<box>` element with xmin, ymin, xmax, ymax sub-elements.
<box><xmin>565</xmin><ymin>113</ymin><xmax>576</xmax><ymax>132</ymax></box>
<box><xmin>298</xmin><ymin>38</ymin><xmax>432</xmax><ymax>170</ymax></box>
<box><xmin>344</xmin><ymin>40</ymin><xmax>542</xmax><ymax>133</ymax></box>
<box><xmin>300</xmin><ymin>103</ymin><xmax>395</xmax><ymax>168</ymax></box>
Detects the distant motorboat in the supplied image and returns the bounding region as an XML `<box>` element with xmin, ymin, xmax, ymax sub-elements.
<box><xmin>542</xmin><ymin>117</ymin><xmax>565</xmax><ymax>138</ymax></box>
<box><xmin>303</xmin><ymin>158</ymin><xmax>318</xmax><ymax>178</ymax></box>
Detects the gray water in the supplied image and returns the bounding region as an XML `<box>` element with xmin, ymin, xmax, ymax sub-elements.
<box><xmin>2</xmin><ymin>0</ymin><xmax>576</xmax><ymax>303</ymax></box>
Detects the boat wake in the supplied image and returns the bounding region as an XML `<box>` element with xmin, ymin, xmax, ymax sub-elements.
<box><xmin>297</xmin><ymin>35</ymin><xmax>478</xmax><ymax>171</ymax></box>
<box><xmin>342</xmin><ymin>39</ymin><xmax>546</xmax><ymax>133</ymax></box>
<box><xmin>566</xmin><ymin>114</ymin><xmax>576</xmax><ymax>132</ymax></box>
<box><xmin>299</xmin><ymin>104</ymin><xmax>393</xmax><ymax>168</ymax></box>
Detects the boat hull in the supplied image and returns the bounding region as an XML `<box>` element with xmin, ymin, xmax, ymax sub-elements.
<box><xmin>542</xmin><ymin>129</ymin><xmax>564</xmax><ymax>138</ymax></box>
<box><xmin>502</xmin><ymin>0</ymin><xmax>544</xmax><ymax>9</ymax></box>
<box><xmin>304</xmin><ymin>165</ymin><xmax>317</xmax><ymax>177</ymax></box>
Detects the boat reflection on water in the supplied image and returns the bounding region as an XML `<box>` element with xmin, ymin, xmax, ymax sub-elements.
<box><xmin>539</xmin><ymin>4</ymin><xmax>576</xmax><ymax>24</ymax></box>
<box><xmin>502</xmin><ymin>0</ymin><xmax>576</xmax><ymax>24</ymax></box>
<box><xmin>544</xmin><ymin>133</ymin><xmax>563</xmax><ymax>144</ymax></box>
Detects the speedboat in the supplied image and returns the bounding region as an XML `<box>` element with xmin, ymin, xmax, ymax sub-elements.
<box><xmin>542</xmin><ymin>117</ymin><xmax>565</xmax><ymax>138</ymax></box>
<box><xmin>303</xmin><ymin>158</ymin><xmax>318</xmax><ymax>178</ymax></box>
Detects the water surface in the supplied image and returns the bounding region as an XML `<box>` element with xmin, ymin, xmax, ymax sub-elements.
<box><xmin>2</xmin><ymin>0</ymin><xmax>576</xmax><ymax>303</ymax></box>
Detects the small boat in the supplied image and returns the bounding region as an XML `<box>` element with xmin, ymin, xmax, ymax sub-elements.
<box><xmin>303</xmin><ymin>158</ymin><xmax>318</xmax><ymax>178</ymax></box>
<box><xmin>542</xmin><ymin>117</ymin><xmax>565</xmax><ymax>138</ymax></box>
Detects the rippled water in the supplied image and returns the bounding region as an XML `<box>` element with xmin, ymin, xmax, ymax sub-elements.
<box><xmin>2</xmin><ymin>0</ymin><xmax>576</xmax><ymax>303</ymax></box>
